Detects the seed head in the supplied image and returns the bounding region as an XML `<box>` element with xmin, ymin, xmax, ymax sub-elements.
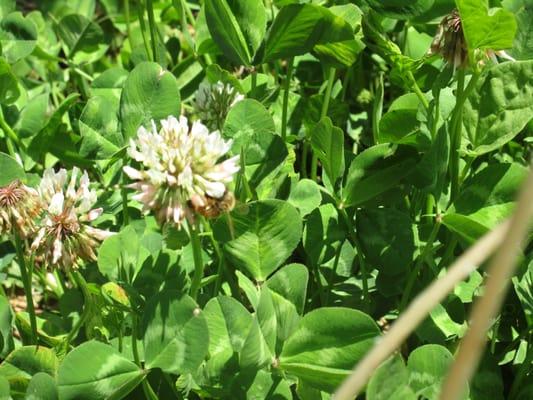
<box><xmin>124</xmin><ymin>116</ymin><xmax>239</xmax><ymax>227</ymax></box>
<box><xmin>0</xmin><ymin>180</ymin><xmax>41</xmax><ymax>238</ymax></box>
<box><xmin>31</xmin><ymin>168</ymin><xmax>114</xmax><ymax>270</ymax></box>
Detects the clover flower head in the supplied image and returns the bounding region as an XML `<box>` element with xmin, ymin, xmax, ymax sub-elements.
<box><xmin>194</xmin><ymin>81</ymin><xmax>244</xmax><ymax>130</ymax></box>
<box><xmin>429</xmin><ymin>9</ymin><xmax>515</xmax><ymax>69</ymax></box>
<box><xmin>31</xmin><ymin>167</ymin><xmax>114</xmax><ymax>270</ymax></box>
<box><xmin>124</xmin><ymin>115</ymin><xmax>240</xmax><ymax>227</ymax></box>
<box><xmin>0</xmin><ymin>180</ymin><xmax>41</xmax><ymax>238</ymax></box>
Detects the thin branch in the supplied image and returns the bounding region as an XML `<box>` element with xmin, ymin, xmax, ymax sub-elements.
<box><xmin>439</xmin><ymin>164</ymin><xmax>533</xmax><ymax>400</ymax></box>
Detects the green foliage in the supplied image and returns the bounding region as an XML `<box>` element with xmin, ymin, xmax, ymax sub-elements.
<box><xmin>0</xmin><ymin>1</ymin><xmax>530</xmax><ymax>399</ymax></box>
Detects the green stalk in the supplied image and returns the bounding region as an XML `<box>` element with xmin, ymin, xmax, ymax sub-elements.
<box><xmin>251</xmin><ymin>67</ymin><xmax>257</xmax><ymax>92</ymax></box>
<box><xmin>408</xmin><ymin>71</ymin><xmax>429</xmax><ymax>110</ymax></box>
<box><xmin>372</xmin><ymin>72</ymin><xmax>384</xmax><ymax>145</ymax></box>
<box><xmin>14</xmin><ymin>232</ymin><xmax>37</xmax><ymax>344</ymax></box>
<box><xmin>124</xmin><ymin>0</ymin><xmax>133</xmax><ymax>46</ymax></box>
<box><xmin>188</xmin><ymin>220</ymin><xmax>204</xmax><ymax>301</ymax></box>
<box><xmin>280</xmin><ymin>58</ymin><xmax>294</xmax><ymax>141</ymax></box>
<box><xmin>65</xmin><ymin>271</ymin><xmax>91</xmax><ymax>345</ymax></box>
<box><xmin>339</xmin><ymin>209</ymin><xmax>370</xmax><ymax>307</ymax></box>
<box><xmin>145</xmin><ymin>0</ymin><xmax>158</xmax><ymax>62</ymax></box>
<box><xmin>121</xmin><ymin>161</ymin><xmax>130</xmax><ymax>227</ymax></box>
<box><xmin>449</xmin><ymin>70</ymin><xmax>480</xmax><ymax>203</ymax></box>
<box><xmin>311</xmin><ymin>67</ymin><xmax>336</xmax><ymax>181</ymax></box>
<box><xmin>399</xmin><ymin>213</ymin><xmax>441</xmax><ymax>311</ymax></box>
<box><xmin>0</xmin><ymin>112</ymin><xmax>23</xmax><ymax>155</ymax></box>
<box><xmin>132</xmin><ymin>314</ymin><xmax>159</xmax><ymax>400</ymax></box>
<box><xmin>137</xmin><ymin>0</ymin><xmax>152</xmax><ymax>61</ymax></box>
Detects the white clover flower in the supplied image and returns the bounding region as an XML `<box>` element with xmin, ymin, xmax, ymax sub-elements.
<box><xmin>0</xmin><ymin>180</ymin><xmax>42</xmax><ymax>238</ymax></box>
<box><xmin>194</xmin><ymin>81</ymin><xmax>244</xmax><ymax>131</ymax></box>
<box><xmin>31</xmin><ymin>167</ymin><xmax>114</xmax><ymax>270</ymax></box>
<box><xmin>124</xmin><ymin>115</ymin><xmax>240</xmax><ymax>226</ymax></box>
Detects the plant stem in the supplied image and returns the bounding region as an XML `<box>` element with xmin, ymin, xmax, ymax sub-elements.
<box><xmin>65</xmin><ymin>271</ymin><xmax>91</xmax><ymax>345</ymax></box>
<box><xmin>0</xmin><ymin>111</ymin><xmax>22</xmax><ymax>153</ymax></box>
<box><xmin>251</xmin><ymin>67</ymin><xmax>257</xmax><ymax>92</ymax></box>
<box><xmin>124</xmin><ymin>0</ymin><xmax>133</xmax><ymax>46</ymax></box>
<box><xmin>372</xmin><ymin>72</ymin><xmax>384</xmax><ymax>144</ymax></box>
<box><xmin>145</xmin><ymin>0</ymin><xmax>158</xmax><ymax>62</ymax></box>
<box><xmin>449</xmin><ymin>70</ymin><xmax>480</xmax><ymax>203</ymax></box>
<box><xmin>121</xmin><ymin>161</ymin><xmax>129</xmax><ymax>227</ymax></box>
<box><xmin>408</xmin><ymin>71</ymin><xmax>429</xmax><ymax>110</ymax></box>
<box><xmin>14</xmin><ymin>232</ymin><xmax>37</xmax><ymax>344</ymax></box>
<box><xmin>281</xmin><ymin>58</ymin><xmax>294</xmax><ymax>141</ymax></box>
<box><xmin>132</xmin><ymin>314</ymin><xmax>159</xmax><ymax>400</ymax></box>
<box><xmin>188</xmin><ymin>220</ymin><xmax>204</xmax><ymax>301</ymax></box>
<box><xmin>311</xmin><ymin>67</ymin><xmax>336</xmax><ymax>181</ymax></box>
<box><xmin>137</xmin><ymin>0</ymin><xmax>152</xmax><ymax>61</ymax></box>
<box><xmin>399</xmin><ymin>213</ymin><xmax>441</xmax><ymax>311</ymax></box>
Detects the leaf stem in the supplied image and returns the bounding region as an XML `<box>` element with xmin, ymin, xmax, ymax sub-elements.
<box><xmin>145</xmin><ymin>0</ymin><xmax>158</xmax><ymax>62</ymax></box>
<box><xmin>137</xmin><ymin>0</ymin><xmax>152</xmax><ymax>61</ymax></box>
<box><xmin>65</xmin><ymin>271</ymin><xmax>91</xmax><ymax>345</ymax></box>
<box><xmin>281</xmin><ymin>58</ymin><xmax>294</xmax><ymax>141</ymax></box>
<box><xmin>14</xmin><ymin>231</ymin><xmax>37</xmax><ymax>344</ymax></box>
<box><xmin>188</xmin><ymin>220</ymin><xmax>204</xmax><ymax>301</ymax></box>
<box><xmin>311</xmin><ymin>67</ymin><xmax>336</xmax><ymax>181</ymax></box>
<box><xmin>399</xmin><ymin>211</ymin><xmax>441</xmax><ymax>311</ymax></box>
<box><xmin>132</xmin><ymin>314</ymin><xmax>159</xmax><ymax>400</ymax></box>
<box><xmin>124</xmin><ymin>0</ymin><xmax>132</xmax><ymax>46</ymax></box>
<box><xmin>408</xmin><ymin>71</ymin><xmax>429</xmax><ymax>110</ymax></box>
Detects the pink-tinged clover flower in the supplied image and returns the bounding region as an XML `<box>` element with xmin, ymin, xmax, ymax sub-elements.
<box><xmin>430</xmin><ymin>9</ymin><xmax>515</xmax><ymax>69</ymax></box>
<box><xmin>194</xmin><ymin>81</ymin><xmax>244</xmax><ymax>131</ymax></box>
<box><xmin>31</xmin><ymin>168</ymin><xmax>113</xmax><ymax>270</ymax></box>
<box><xmin>124</xmin><ymin>115</ymin><xmax>240</xmax><ymax>226</ymax></box>
<box><xmin>0</xmin><ymin>180</ymin><xmax>42</xmax><ymax>238</ymax></box>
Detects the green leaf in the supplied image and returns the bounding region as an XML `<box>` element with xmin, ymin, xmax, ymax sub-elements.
<box><xmin>463</xmin><ymin>61</ymin><xmax>533</xmax><ymax>156</ymax></box>
<box><xmin>512</xmin><ymin>4</ymin><xmax>533</xmax><ymax>60</ymax></box>
<box><xmin>215</xmin><ymin>200</ymin><xmax>303</xmax><ymax>281</ymax></box>
<box><xmin>13</xmin><ymin>93</ymin><xmax>48</xmax><ymax>138</ymax></box>
<box><xmin>310</xmin><ymin>117</ymin><xmax>345</xmax><ymax>185</ymax></box>
<box><xmin>367</xmin><ymin>356</ymin><xmax>415</xmax><ymax>400</ymax></box>
<box><xmin>204</xmin><ymin>0</ymin><xmax>262</xmax><ymax>65</ymax></box>
<box><xmin>259</xmin><ymin>4</ymin><xmax>352</xmax><ymax>63</ymax></box>
<box><xmin>366</xmin><ymin>0</ymin><xmax>435</xmax><ymax>19</ymax></box>
<box><xmin>356</xmin><ymin>208</ymin><xmax>415</xmax><ymax>276</ymax></box>
<box><xmin>0</xmin><ymin>375</ymin><xmax>9</xmax><ymax>399</ymax></box>
<box><xmin>79</xmin><ymin>94</ymin><xmax>123</xmax><ymax>159</ymax></box>
<box><xmin>279</xmin><ymin>307</ymin><xmax>380</xmax><ymax>393</ymax></box>
<box><xmin>25</xmin><ymin>373</ymin><xmax>58</xmax><ymax>400</ymax></box>
<box><xmin>27</xmin><ymin>93</ymin><xmax>80</xmax><ymax>162</ymax></box>
<box><xmin>443</xmin><ymin>163</ymin><xmax>528</xmax><ymax>242</ymax></box>
<box><xmin>0</xmin><ymin>57</ymin><xmax>19</xmax><ymax>104</ymax></box>
<box><xmin>342</xmin><ymin>144</ymin><xmax>418</xmax><ymax>208</ymax></box>
<box><xmin>368</xmin><ymin>345</ymin><xmax>463</xmax><ymax>400</ymax></box>
<box><xmin>55</xmin><ymin>14</ymin><xmax>109</xmax><ymax>64</ymax></box>
<box><xmin>378</xmin><ymin>93</ymin><xmax>421</xmax><ymax>144</ymax></box>
<box><xmin>243</xmin><ymin>370</ymin><xmax>292</xmax><ymax>400</ymax></box>
<box><xmin>288</xmin><ymin>179</ymin><xmax>322</xmax><ymax>217</ymax></box>
<box><xmin>456</xmin><ymin>0</ymin><xmax>517</xmax><ymax>51</ymax></box>
<box><xmin>142</xmin><ymin>291</ymin><xmax>209</xmax><ymax>374</ymax></box>
<box><xmin>0</xmin><ymin>296</ymin><xmax>14</xmax><ymax>358</ymax></box>
<box><xmin>0</xmin><ymin>12</ymin><xmax>37</xmax><ymax>63</ymax></box>
<box><xmin>514</xmin><ymin>258</ymin><xmax>533</xmax><ymax>326</ymax></box>
<box><xmin>120</xmin><ymin>62</ymin><xmax>181</xmax><ymax>139</ymax></box>
<box><xmin>313</xmin><ymin>4</ymin><xmax>365</xmax><ymax>68</ymax></box>
<box><xmin>0</xmin><ymin>346</ymin><xmax>58</xmax><ymax>397</ymax></box>
<box><xmin>267</xmin><ymin>263</ymin><xmax>308</xmax><ymax>314</ymax></box>
<box><xmin>57</xmin><ymin>341</ymin><xmax>144</xmax><ymax>400</ymax></box>
<box><xmin>0</xmin><ymin>152</ymin><xmax>24</xmax><ymax>187</ymax></box>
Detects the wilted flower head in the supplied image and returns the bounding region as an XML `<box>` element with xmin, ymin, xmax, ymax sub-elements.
<box><xmin>31</xmin><ymin>167</ymin><xmax>113</xmax><ymax>270</ymax></box>
<box><xmin>194</xmin><ymin>81</ymin><xmax>244</xmax><ymax>131</ymax></box>
<box><xmin>0</xmin><ymin>180</ymin><xmax>41</xmax><ymax>238</ymax></box>
<box><xmin>430</xmin><ymin>9</ymin><xmax>514</xmax><ymax>69</ymax></box>
<box><xmin>124</xmin><ymin>115</ymin><xmax>240</xmax><ymax>226</ymax></box>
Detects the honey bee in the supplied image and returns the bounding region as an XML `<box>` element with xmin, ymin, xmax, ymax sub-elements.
<box><xmin>190</xmin><ymin>190</ymin><xmax>236</xmax><ymax>219</ymax></box>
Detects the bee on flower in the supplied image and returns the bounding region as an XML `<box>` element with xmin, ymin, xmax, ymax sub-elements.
<box><xmin>429</xmin><ymin>9</ymin><xmax>515</xmax><ymax>69</ymax></box>
<box><xmin>31</xmin><ymin>167</ymin><xmax>114</xmax><ymax>270</ymax></box>
<box><xmin>194</xmin><ymin>81</ymin><xmax>244</xmax><ymax>131</ymax></box>
<box><xmin>123</xmin><ymin>115</ymin><xmax>240</xmax><ymax>227</ymax></box>
<box><xmin>0</xmin><ymin>180</ymin><xmax>42</xmax><ymax>238</ymax></box>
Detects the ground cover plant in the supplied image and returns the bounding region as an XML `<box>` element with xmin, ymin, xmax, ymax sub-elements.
<box><xmin>0</xmin><ymin>0</ymin><xmax>532</xmax><ymax>399</ymax></box>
